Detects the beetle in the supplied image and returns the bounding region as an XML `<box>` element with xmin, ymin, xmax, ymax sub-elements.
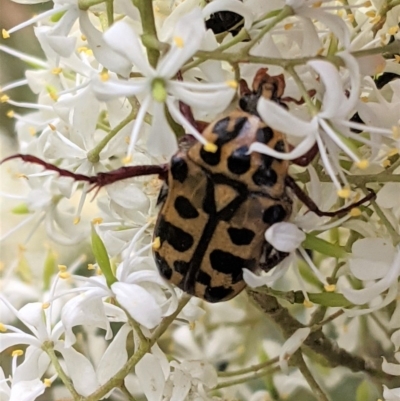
<box><xmin>2</xmin><ymin>69</ymin><xmax>375</xmax><ymax>303</ymax></box>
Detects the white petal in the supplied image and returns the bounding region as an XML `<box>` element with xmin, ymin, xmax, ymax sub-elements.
<box><xmin>13</xmin><ymin>347</ymin><xmax>50</xmax><ymax>383</ymax></box>
<box><xmin>9</xmin><ymin>379</ymin><xmax>46</xmax><ymax>401</ymax></box>
<box><xmin>342</xmin><ymin>250</ymin><xmax>400</xmax><ymax>305</ymax></box>
<box><xmin>307</xmin><ymin>60</ymin><xmax>345</xmax><ymax>118</ymax></box>
<box><xmin>257</xmin><ymin>98</ymin><xmax>318</xmax><ymax>137</ymax></box>
<box><xmin>106</xmin><ymin>182</ymin><xmax>150</xmax><ymax>210</ymax></box>
<box><xmin>170</xmin><ymin>369</ymin><xmax>191</xmax><ymax>401</ymax></box>
<box><xmin>265</xmin><ymin>222</ymin><xmax>305</xmax><ymax>253</ymax></box>
<box><xmin>279</xmin><ymin>328</ymin><xmax>311</xmax><ymax>373</ymax></box>
<box><xmin>79</xmin><ymin>12</ymin><xmax>132</xmax><ymax>77</ymax></box>
<box><xmin>97</xmin><ymin>324</ymin><xmax>132</xmax><ymax>385</ymax></box>
<box><xmin>55</xmin><ymin>345</ymin><xmax>99</xmax><ymax>396</ymax></box>
<box><xmin>135</xmin><ymin>353</ymin><xmax>166</xmax><ymax>401</ymax></box>
<box><xmin>112</xmin><ymin>282</ymin><xmax>162</xmax><ymax>329</ymax></box>
<box><xmin>0</xmin><ymin>333</ymin><xmax>41</xmax><ymax>353</ymax></box>
<box><xmin>147</xmin><ymin>101</ymin><xmax>178</xmax><ymax>158</ymax></box>
<box><xmin>243</xmin><ymin>255</ymin><xmax>292</xmax><ymax>287</ymax></box>
<box><xmin>17</xmin><ymin>303</ymin><xmax>47</xmax><ymax>340</ymax></box>
<box><xmin>391</xmin><ymin>330</ymin><xmax>400</xmax><ymax>351</ymax></box>
<box><xmin>103</xmin><ymin>21</ymin><xmax>154</xmax><ymax>77</ymax></box>
<box><xmin>91</xmin><ymin>77</ymin><xmax>147</xmax><ymax>101</ymax></box>
<box><xmin>383</xmin><ymin>385</ymin><xmax>400</xmax><ymax>400</ymax></box>
<box><xmin>157</xmin><ymin>8</ymin><xmax>205</xmax><ymax>78</ymax></box>
<box><xmin>382</xmin><ymin>357</ymin><xmax>400</xmax><ymax>376</ymax></box>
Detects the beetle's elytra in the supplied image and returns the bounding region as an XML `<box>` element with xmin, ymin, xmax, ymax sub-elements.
<box><xmin>1</xmin><ymin>69</ymin><xmax>376</xmax><ymax>303</ymax></box>
<box><xmin>153</xmin><ymin>72</ymin><xmax>293</xmax><ymax>302</ymax></box>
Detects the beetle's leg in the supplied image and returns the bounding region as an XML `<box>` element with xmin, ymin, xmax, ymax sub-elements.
<box><xmin>285</xmin><ymin>175</ymin><xmax>376</xmax><ymax>217</ymax></box>
<box><xmin>259</xmin><ymin>242</ymin><xmax>289</xmax><ymax>272</ymax></box>
<box><xmin>1</xmin><ymin>154</ymin><xmax>168</xmax><ymax>189</ymax></box>
<box><xmin>289</xmin><ymin>142</ymin><xmax>319</xmax><ymax>167</ymax></box>
<box><xmin>239</xmin><ymin>78</ymin><xmax>251</xmax><ymax>96</ymax></box>
<box><xmin>281</xmin><ymin>89</ymin><xmax>316</xmax><ymax>105</ymax></box>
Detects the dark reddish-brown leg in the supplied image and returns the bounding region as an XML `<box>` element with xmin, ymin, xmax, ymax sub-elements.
<box><xmin>285</xmin><ymin>176</ymin><xmax>376</xmax><ymax>217</ymax></box>
<box><xmin>290</xmin><ymin>143</ymin><xmax>319</xmax><ymax>167</ymax></box>
<box><xmin>1</xmin><ymin>154</ymin><xmax>168</xmax><ymax>189</ymax></box>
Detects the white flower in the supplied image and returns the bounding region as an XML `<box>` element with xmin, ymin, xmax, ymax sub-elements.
<box><xmin>91</xmin><ymin>8</ymin><xmax>236</xmax><ymax>158</ymax></box>
<box><xmin>250</xmin><ymin>53</ymin><xmax>393</xmax><ymax>193</ymax></box>
<box><xmin>279</xmin><ymin>327</ymin><xmax>311</xmax><ymax>373</ymax></box>
<box><xmin>339</xmin><ymin>239</ymin><xmax>400</xmax><ymax>312</ymax></box>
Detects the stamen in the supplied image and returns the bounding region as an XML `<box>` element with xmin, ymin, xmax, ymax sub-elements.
<box><xmin>87</xmin><ymin>264</ymin><xmax>95</xmax><ymax>270</ymax></box>
<box><xmin>350</xmin><ymin>208</ymin><xmax>362</xmax><ymax>217</ymax></box>
<box><xmin>92</xmin><ymin>217</ymin><xmax>103</xmax><ymax>225</ymax></box>
<box><xmin>43</xmin><ymin>378</ymin><xmax>52</xmax><ymax>387</ymax></box>
<box><xmin>2</xmin><ymin>29</ymin><xmax>10</xmax><ymax>39</ymax></box>
<box><xmin>356</xmin><ymin>159</ymin><xmax>369</xmax><ymax>169</ymax></box>
<box><xmin>42</xmin><ymin>302</ymin><xmax>50</xmax><ymax>309</ymax></box>
<box><xmin>152</xmin><ymin>237</ymin><xmax>161</xmax><ymax>250</ymax></box>
<box><xmin>337</xmin><ymin>187</ymin><xmax>351</xmax><ymax>199</ymax></box>
<box><xmin>324</xmin><ymin>284</ymin><xmax>336</xmax><ymax>292</ymax></box>
<box><xmin>203</xmin><ymin>142</ymin><xmax>218</xmax><ymax>153</ymax></box>
<box><xmin>173</xmin><ymin>36</ymin><xmax>184</xmax><ymax>48</ymax></box>
<box><xmin>0</xmin><ymin>323</ymin><xmax>6</xmax><ymax>332</ymax></box>
<box><xmin>12</xmin><ymin>349</ymin><xmax>24</xmax><ymax>357</ymax></box>
<box><xmin>59</xmin><ymin>271</ymin><xmax>71</xmax><ymax>279</ymax></box>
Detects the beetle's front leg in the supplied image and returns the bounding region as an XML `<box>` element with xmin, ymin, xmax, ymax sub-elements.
<box><xmin>1</xmin><ymin>154</ymin><xmax>168</xmax><ymax>189</ymax></box>
<box><xmin>285</xmin><ymin>176</ymin><xmax>376</xmax><ymax>217</ymax></box>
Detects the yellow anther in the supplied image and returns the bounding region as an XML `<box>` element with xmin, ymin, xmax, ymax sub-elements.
<box><xmin>203</xmin><ymin>142</ymin><xmax>218</xmax><ymax>153</ymax></box>
<box><xmin>350</xmin><ymin>208</ymin><xmax>362</xmax><ymax>217</ymax></box>
<box><xmin>388</xmin><ymin>26</ymin><xmax>399</xmax><ymax>35</ymax></box>
<box><xmin>77</xmin><ymin>46</ymin><xmax>88</xmax><ymax>53</ymax></box>
<box><xmin>303</xmin><ymin>300</ymin><xmax>314</xmax><ymax>308</ymax></box>
<box><xmin>85</xmin><ymin>49</ymin><xmax>93</xmax><ymax>56</ymax></box>
<box><xmin>152</xmin><ymin>237</ymin><xmax>161</xmax><ymax>250</ymax></box>
<box><xmin>387</xmin><ymin>148</ymin><xmax>399</xmax><ymax>157</ymax></box>
<box><xmin>337</xmin><ymin>10</ymin><xmax>345</xmax><ymax>17</ymax></box>
<box><xmin>73</xmin><ymin>216</ymin><xmax>80</xmax><ymax>225</ymax></box>
<box><xmin>371</xmin><ymin>15</ymin><xmax>381</xmax><ymax>24</ymax></box>
<box><xmin>96</xmin><ymin>268</ymin><xmax>103</xmax><ymax>275</ymax></box>
<box><xmin>173</xmin><ymin>36</ymin><xmax>184</xmax><ymax>48</ymax></box>
<box><xmin>42</xmin><ymin>302</ymin><xmax>51</xmax><ymax>309</ymax></box>
<box><xmin>324</xmin><ymin>284</ymin><xmax>336</xmax><ymax>292</ymax></box>
<box><xmin>0</xmin><ymin>323</ymin><xmax>6</xmax><ymax>332</ymax></box>
<box><xmin>59</xmin><ymin>271</ymin><xmax>71</xmax><ymax>279</ymax></box>
<box><xmin>1</xmin><ymin>95</ymin><xmax>9</xmax><ymax>103</ymax></box>
<box><xmin>2</xmin><ymin>29</ymin><xmax>10</xmax><ymax>39</ymax></box>
<box><xmin>87</xmin><ymin>263</ymin><xmax>95</xmax><ymax>270</ymax></box>
<box><xmin>58</xmin><ymin>264</ymin><xmax>67</xmax><ymax>272</ymax></box>
<box><xmin>7</xmin><ymin>110</ymin><xmax>14</xmax><ymax>118</ymax></box>
<box><xmin>226</xmin><ymin>80</ymin><xmax>238</xmax><ymax>89</ymax></box>
<box><xmin>92</xmin><ymin>217</ymin><xmax>103</xmax><ymax>225</ymax></box>
<box><xmin>100</xmin><ymin>72</ymin><xmax>109</xmax><ymax>82</ymax></box>
<box><xmin>363</xmin><ymin>0</ymin><xmax>372</xmax><ymax>6</ymax></box>
<box><xmin>124</xmin><ymin>136</ymin><xmax>130</xmax><ymax>144</ymax></box>
<box><xmin>347</xmin><ymin>14</ymin><xmax>355</xmax><ymax>23</ymax></box>
<box><xmin>382</xmin><ymin>159</ymin><xmax>391</xmax><ymax>168</ymax></box>
<box><xmin>12</xmin><ymin>349</ymin><xmax>24</xmax><ymax>357</ymax></box>
<box><xmin>28</xmin><ymin>127</ymin><xmax>36</xmax><ymax>136</ymax></box>
<box><xmin>312</xmin><ymin>1</ymin><xmax>322</xmax><ymax>7</ymax></box>
<box><xmin>337</xmin><ymin>187</ymin><xmax>351</xmax><ymax>199</ymax></box>
<box><xmin>189</xmin><ymin>322</ymin><xmax>196</xmax><ymax>330</ymax></box>
<box><xmin>43</xmin><ymin>378</ymin><xmax>52</xmax><ymax>387</ymax></box>
<box><xmin>122</xmin><ymin>155</ymin><xmax>132</xmax><ymax>164</ymax></box>
<box><xmin>356</xmin><ymin>159</ymin><xmax>369</xmax><ymax>170</ymax></box>
<box><xmin>365</xmin><ymin>10</ymin><xmax>376</xmax><ymax>17</ymax></box>
<box><xmin>361</xmin><ymin>96</ymin><xmax>368</xmax><ymax>103</ymax></box>
<box><xmin>48</xmin><ymin>123</ymin><xmax>56</xmax><ymax>131</ymax></box>
<box><xmin>284</xmin><ymin>23</ymin><xmax>294</xmax><ymax>30</ymax></box>
<box><xmin>49</xmin><ymin>91</ymin><xmax>58</xmax><ymax>101</ymax></box>
<box><xmin>51</xmin><ymin>67</ymin><xmax>62</xmax><ymax>75</ymax></box>
<box><xmin>81</xmin><ymin>34</ymin><xmax>87</xmax><ymax>41</ymax></box>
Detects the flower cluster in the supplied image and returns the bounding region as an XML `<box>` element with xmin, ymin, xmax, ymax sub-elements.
<box><xmin>1</xmin><ymin>0</ymin><xmax>400</xmax><ymax>400</ymax></box>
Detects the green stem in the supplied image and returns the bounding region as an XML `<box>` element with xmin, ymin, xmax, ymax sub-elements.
<box><xmin>79</xmin><ymin>0</ymin><xmax>106</xmax><ymax>9</ymax></box>
<box><xmin>241</xmin><ymin>6</ymin><xmax>294</xmax><ymax>52</ymax></box>
<box><xmin>106</xmin><ymin>0</ymin><xmax>114</xmax><ymax>25</ymax></box>
<box><xmin>85</xmin><ymin>295</ymin><xmax>191</xmax><ymax>401</ymax></box>
<box><xmin>87</xmin><ymin>111</ymin><xmax>136</xmax><ymax>163</ymax></box>
<box><xmin>213</xmin><ymin>367</ymin><xmax>280</xmax><ymax>390</ymax></box>
<box><xmin>43</xmin><ymin>342</ymin><xmax>83</xmax><ymax>401</ymax></box>
<box><xmin>366</xmin><ymin>192</ymin><xmax>400</xmax><ymax>245</ymax></box>
<box><xmin>292</xmin><ymin>351</ymin><xmax>330</xmax><ymax>401</ymax></box>
<box><xmin>132</xmin><ymin>0</ymin><xmax>159</xmax><ymax>67</ymax></box>
<box><xmin>218</xmin><ymin>357</ymin><xmax>279</xmax><ymax>378</ymax></box>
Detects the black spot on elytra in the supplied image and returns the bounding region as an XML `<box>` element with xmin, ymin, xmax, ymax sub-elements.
<box><xmin>170</xmin><ymin>156</ymin><xmax>188</xmax><ymax>183</ymax></box>
<box><xmin>200</xmin><ymin>146</ymin><xmax>221</xmax><ymax>166</ymax></box>
<box><xmin>196</xmin><ymin>270</ymin><xmax>211</xmax><ymax>286</ymax></box>
<box><xmin>155</xmin><ymin>217</ymin><xmax>194</xmax><ymax>252</ymax></box>
<box><xmin>204</xmin><ymin>286</ymin><xmax>234</xmax><ymax>303</ymax></box>
<box><xmin>174</xmin><ymin>196</ymin><xmax>199</xmax><ymax>219</ymax></box>
<box><xmin>227</xmin><ymin>145</ymin><xmax>251</xmax><ymax>175</ymax></box>
<box><xmin>256</xmin><ymin>127</ymin><xmax>274</xmax><ymax>144</ymax></box>
<box><xmin>209</xmin><ymin>249</ymin><xmax>254</xmax><ymax>283</ymax></box>
<box><xmin>173</xmin><ymin>260</ymin><xmax>190</xmax><ymax>275</ymax></box>
<box><xmin>154</xmin><ymin>253</ymin><xmax>172</xmax><ymax>280</ymax></box>
<box><xmin>252</xmin><ymin>167</ymin><xmax>278</xmax><ymax>186</ymax></box>
<box><xmin>227</xmin><ymin>227</ymin><xmax>255</xmax><ymax>245</ymax></box>
<box><xmin>263</xmin><ymin>204</ymin><xmax>287</xmax><ymax>225</ymax></box>
<box><xmin>274</xmin><ymin>140</ymin><xmax>285</xmax><ymax>153</ymax></box>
